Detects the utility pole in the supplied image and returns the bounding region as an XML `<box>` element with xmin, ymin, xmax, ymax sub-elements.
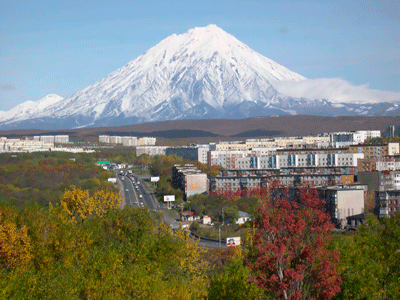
<box><xmin>219</xmin><ymin>207</ymin><xmax>224</xmax><ymax>248</ymax></box>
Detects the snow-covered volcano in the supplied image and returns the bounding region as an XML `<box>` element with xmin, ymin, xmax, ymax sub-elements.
<box><xmin>1</xmin><ymin>24</ymin><xmax>400</xmax><ymax>130</ymax></box>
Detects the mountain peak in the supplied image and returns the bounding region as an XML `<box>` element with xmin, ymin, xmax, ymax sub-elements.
<box><xmin>3</xmin><ymin>25</ymin><xmax>398</xmax><ymax>130</ymax></box>
<box><xmin>188</xmin><ymin>24</ymin><xmax>227</xmax><ymax>35</ymax></box>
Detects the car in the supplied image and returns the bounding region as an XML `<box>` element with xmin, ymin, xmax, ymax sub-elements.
<box><xmin>139</xmin><ymin>194</ymin><xmax>143</xmax><ymax>199</ymax></box>
<box><xmin>140</xmin><ymin>202</ymin><xmax>144</xmax><ymax>206</ymax></box>
<box><xmin>125</xmin><ymin>189</ymin><xmax>129</xmax><ymax>192</ymax></box>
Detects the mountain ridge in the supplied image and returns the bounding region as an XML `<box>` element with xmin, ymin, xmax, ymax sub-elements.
<box><xmin>1</xmin><ymin>24</ymin><xmax>400</xmax><ymax>130</ymax></box>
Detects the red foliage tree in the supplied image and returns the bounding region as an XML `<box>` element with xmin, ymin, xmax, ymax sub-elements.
<box><xmin>247</xmin><ymin>186</ymin><xmax>341</xmax><ymax>299</ymax></box>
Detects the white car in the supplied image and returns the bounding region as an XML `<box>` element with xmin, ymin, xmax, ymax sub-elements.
<box><xmin>139</xmin><ymin>194</ymin><xmax>143</xmax><ymax>199</ymax></box>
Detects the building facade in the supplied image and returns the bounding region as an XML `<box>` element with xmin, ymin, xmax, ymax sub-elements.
<box><xmin>172</xmin><ymin>164</ymin><xmax>208</xmax><ymax>200</ymax></box>
<box><xmin>166</xmin><ymin>146</ymin><xmax>209</xmax><ymax>164</ymax></box>
<box><xmin>375</xmin><ymin>190</ymin><xmax>400</xmax><ymax>217</ymax></box>
<box><xmin>136</xmin><ymin>146</ymin><xmax>167</xmax><ymax>156</ymax></box>
<box><xmin>316</xmin><ymin>185</ymin><xmax>366</xmax><ymax>228</ymax></box>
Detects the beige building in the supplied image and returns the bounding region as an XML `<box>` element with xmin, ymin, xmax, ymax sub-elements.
<box><xmin>317</xmin><ymin>185</ymin><xmax>366</xmax><ymax>228</ymax></box>
<box><xmin>172</xmin><ymin>164</ymin><xmax>208</xmax><ymax>200</ymax></box>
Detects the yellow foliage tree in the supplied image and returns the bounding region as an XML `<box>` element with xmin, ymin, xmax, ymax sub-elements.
<box><xmin>0</xmin><ymin>215</ymin><xmax>32</xmax><ymax>272</ymax></box>
<box><xmin>61</xmin><ymin>187</ymin><xmax>122</xmax><ymax>222</ymax></box>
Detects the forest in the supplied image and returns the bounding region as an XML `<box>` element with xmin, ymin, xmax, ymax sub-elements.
<box><xmin>0</xmin><ymin>151</ymin><xmax>399</xmax><ymax>299</ymax></box>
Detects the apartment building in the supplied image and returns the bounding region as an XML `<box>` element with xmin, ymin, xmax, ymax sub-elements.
<box><xmin>208</xmin><ymin>150</ymin><xmax>250</xmax><ymax>168</ymax></box>
<box><xmin>166</xmin><ymin>146</ymin><xmax>209</xmax><ymax>164</ymax></box>
<box><xmin>99</xmin><ymin>135</ymin><xmax>111</xmax><ymax>143</ymax></box>
<box><xmin>277</xmin><ymin>143</ymin><xmax>399</xmax><ymax>159</ymax></box>
<box><xmin>138</xmin><ymin>137</ymin><xmax>157</xmax><ymax>146</ymax></box>
<box><xmin>0</xmin><ymin>137</ymin><xmax>54</xmax><ymax>152</ymax></box>
<box><xmin>329</xmin><ymin>130</ymin><xmax>381</xmax><ymax>147</ymax></box>
<box><xmin>54</xmin><ymin>135</ymin><xmax>69</xmax><ymax>143</ymax></box>
<box><xmin>210</xmin><ymin>166</ymin><xmax>356</xmax><ymax>195</ymax></box>
<box><xmin>268</xmin><ymin>184</ymin><xmax>366</xmax><ymax>228</ymax></box>
<box><xmin>98</xmin><ymin>135</ymin><xmax>155</xmax><ymax>146</ymax></box>
<box><xmin>316</xmin><ymin>185</ymin><xmax>366</xmax><ymax>227</ymax></box>
<box><xmin>40</xmin><ymin>135</ymin><xmax>55</xmax><ymax>143</ymax></box>
<box><xmin>0</xmin><ymin>137</ymin><xmax>93</xmax><ymax>153</ymax></box>
<box><xmin>172</xmin><ymin>164</ymin><xmax>208</xmax><ymax>200</ymax></box>
<box><xmin>136</xmin><ymin>146</ymin><xmax>167</xmax><ymax>156</ymax></box>
<box><xmin>375</xmin><ymin>190</ymin><xmax>400</xmax><ymax>218</ymax></box>
<box><xmin>121</xmin><ymin>136</ymin><xmax>138</xmax><ymax>146</ymax></box>
<box><xmin>209</xmin><ymin>152</ymin><xmax>364</xmax><ymax>169</ymax></box>
<box><xmin>109</xmin><ymin>136</ymin><xmax>122</xmax><ymax>144</ymax></box>
<box><xmin>357</xmin><ymin>157</ymin><xmax>400</xmax><ymax>172</ymax></box>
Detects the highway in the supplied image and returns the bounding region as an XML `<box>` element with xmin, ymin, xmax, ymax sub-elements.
<box><xmin>116</xmin><ymin>169</ymin><xmax>226</xmax><ymax>249</ymax></box>
<box><xmin>118</xmin><ymin>172</ymin><xmax>161</xmax><ymax>210</ymax></box>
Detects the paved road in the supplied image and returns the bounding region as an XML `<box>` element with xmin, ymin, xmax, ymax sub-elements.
<box><xmin>117</xmin><ymin>170</ymin><xmax>226</xmax><ymax>249</ymax></box>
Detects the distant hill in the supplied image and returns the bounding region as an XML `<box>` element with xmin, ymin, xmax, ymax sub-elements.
<box><xmin>2</xmin><ymin>116</ymin><xmax>400</xmax><ymax>145</ymax></box>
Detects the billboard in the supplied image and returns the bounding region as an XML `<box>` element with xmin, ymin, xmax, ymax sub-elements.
<box><xmin>164</xmin><ymin>195</ymin><xmax>176</xmax><ymax>202</ymax></box>
<box><xmin>151</xmin><ymin>176</ymin><xmax>160</xmax><ymax>182</ymax></box>
<box><xmin>226</xmin><ymin>237</ymin><xmax>241</xmax><ymax>247</ymax></box>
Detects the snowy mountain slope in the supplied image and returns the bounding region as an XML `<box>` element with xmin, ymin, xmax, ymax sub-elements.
<box><xmin>1</xmin><ymin>24</ymin><xmax>399</xmax><ymax>130</ymax></box>
<box><xmin>0</xmin><ymin>94</ymin><xmax>64</xmax><ymax>123</ymax></box>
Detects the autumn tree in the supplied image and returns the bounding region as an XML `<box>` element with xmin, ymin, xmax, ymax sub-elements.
<box><xmin>0</xmin><ymin>205</ymin><xmax>32</xmax><ymax>273</ymax></box>
<box><xmin>247</xmin><ymin>187</ymin><xmax>341</xmax><ymax>299</ymax></box>
<box><xmin>61</xmin><ymin>187</ymin><xmax>122</xmax><ymax>222</ymax></box>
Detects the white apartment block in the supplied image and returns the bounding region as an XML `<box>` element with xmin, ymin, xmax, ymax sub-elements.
<box><xmin>250</xmin><ymin>147</ymin><xmax>277</xmax><ymax>157</ymax></box>
<box><xmin>208</xmin><ymin>150</ymin><xmax>250</xmax><ymax>168</ymax></box>
<box><xmin>109</xmin><ymin>136</ymin><xmax>122</xmax><ymax>144</ymax></box>
<box><xmin>0</xmin><ymin>138</ymin><xmax>53</xmax><ymax>153</ymax></box>
<box><xmin>99</xmin><ymin>135</ymin><xmax>141</xmax><ymax>146</ymax></box>
<box><xmin>54</xmin><ymin>135</ymin><xmax>69</xmax><ymax>143</ymax></box>
<box><xmin>121</xmin><ymin>136</ymin><xmax>138</xmax><ymax>146</ymax></box>
<box><xmin>330</xmin><ymin>130</ymin><xmax>381</xmax><ymax>147</ymax></box>
<box><xmin>99</xmin><ymin>135</ymin><xmax>111</xmax><ymax>143</ymax></box>
<box><xmin>40</xmin><ymin>135</ymin><xmax>55</xmax><ymax>143</ymax></box>
<box><xmin>138</xmin><ymin>137</ymin><xmax>156</xmax><ymax>146</ymax></box>
<box><xmin>136</xmin><ymin>146</ymin><xmax>167</xmax><ymax>156</ymax></box>
<box><xmin>209</xmin><ymin>151</ymin><xmax>364</xmax><ymax>169</ymax></box>
<box><xmin>0</xmin><ymin>137</ymin><xmax>94</xmax><ymax>153</ymax></box>
<box><xmin>388</xmin><ymin>142</ymin><xmax>400</xmax><ymax>156</ymax></box>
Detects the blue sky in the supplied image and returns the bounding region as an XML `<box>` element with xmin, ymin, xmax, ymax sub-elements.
<box><xmin>1</xmin><ymin>0</ymin><xmax>399</xmax><ymax>111</ymax></box>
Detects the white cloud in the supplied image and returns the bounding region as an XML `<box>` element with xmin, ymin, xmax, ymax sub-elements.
<box><xmin>271</xmin><ymin>78</ymin><xmax>400</xmax><ymax>104</ymax></box>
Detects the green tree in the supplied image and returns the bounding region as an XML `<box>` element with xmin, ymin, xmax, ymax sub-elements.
<box><xmin>337</xmin><ymin>213</ymin><xmax>400</xmax><ymax>299</ymax></box>
<box><xmin>209</xmin><ymin>257</ymin><xmax>262</xmax><ymax>300</ymax></box>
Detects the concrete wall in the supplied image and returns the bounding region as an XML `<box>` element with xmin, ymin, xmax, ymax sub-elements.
<box><xmin>337</xmin><ymin>189</ymin><xmax>364</xmax><ymax>226</ymax></box>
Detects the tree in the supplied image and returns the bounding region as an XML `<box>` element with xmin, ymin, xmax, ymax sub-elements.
<box><xmin>337</xmin><ymin>213</ymin><xmax>400</xmax><ymax>299</ymax></box>
<box><xmin>0</xmin><ymin>206</ymin><xmax>32</xmax><ymax>273</ymax></box>
<box><xmin>247</xmin><ymin>187</ymin><xmax>341</xmax><ymax>299</ymax></box>
<box><xmin>209</xmin><ymin>257</ymin><xmax>262</xmax><ymax>300</ymax></box>
<box><xmin>61</xmin><ymin>187</ymin><xmax>122</xmax><ymax>222</ymax></box>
